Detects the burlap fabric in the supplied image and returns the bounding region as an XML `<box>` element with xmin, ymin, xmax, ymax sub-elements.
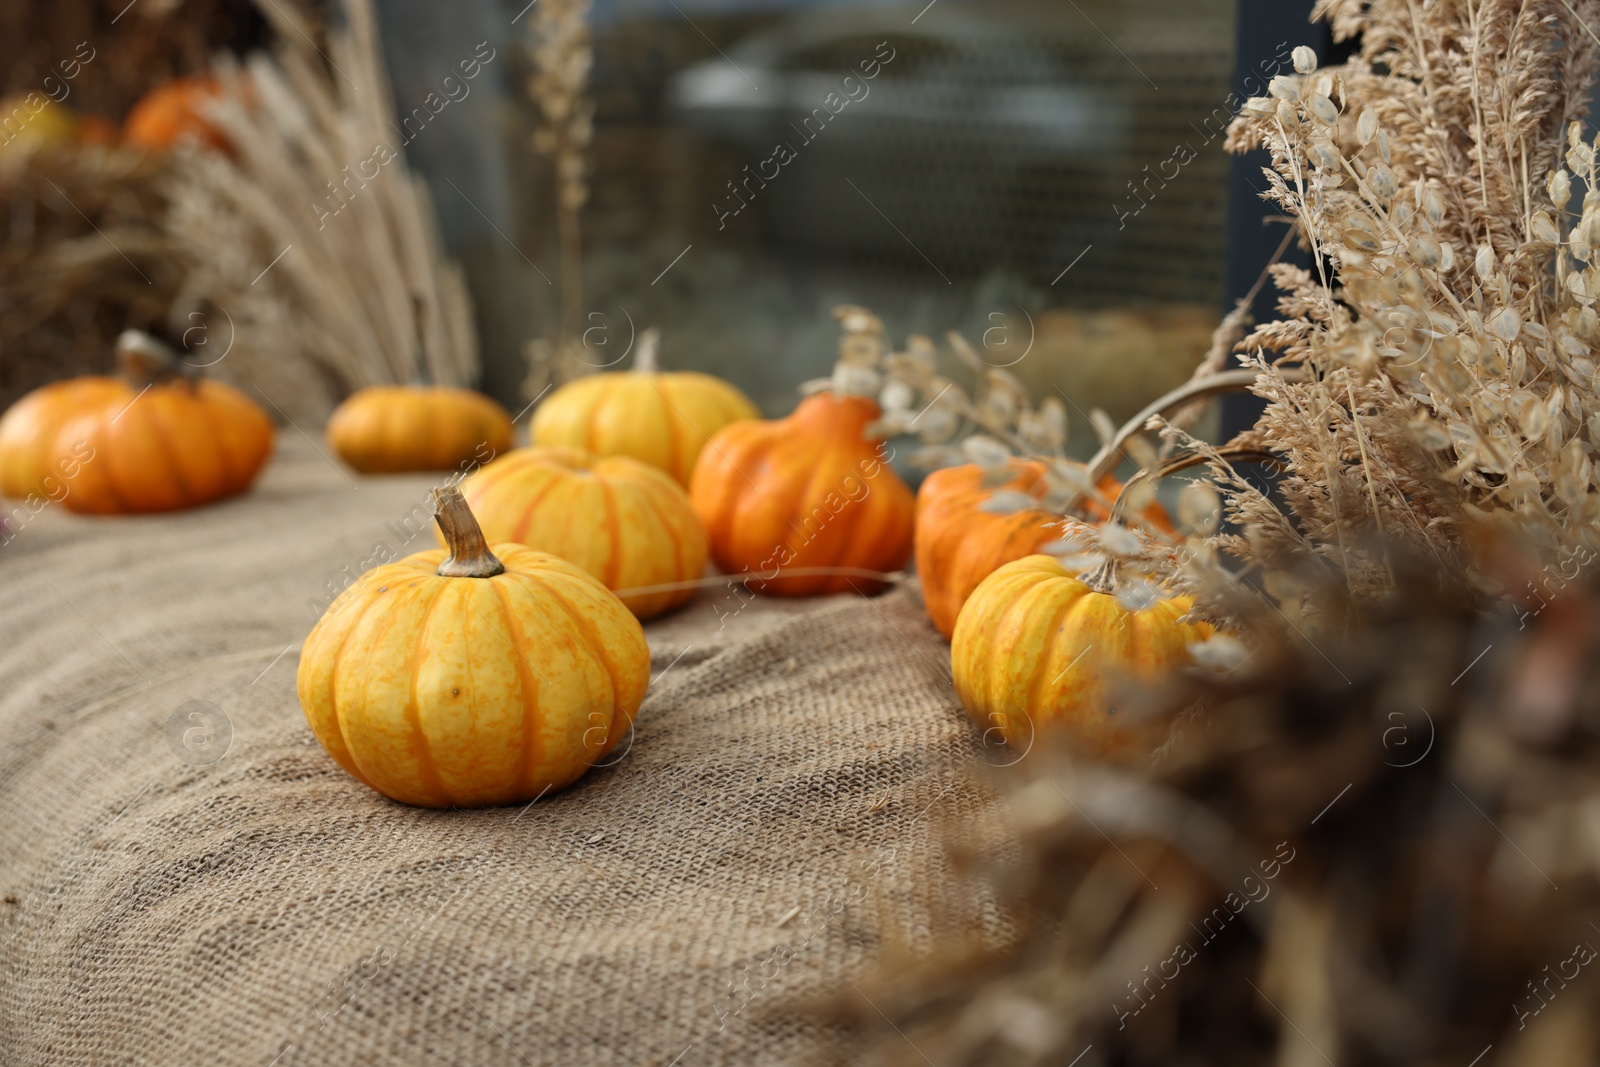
<box><xmin>0</xmin><ymin>437</ymin><xmax>991</xmax><ymax>1066</ymax></box>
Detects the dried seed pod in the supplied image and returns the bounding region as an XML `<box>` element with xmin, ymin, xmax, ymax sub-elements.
<box><xmin>1531</xmin><ymin>211</ymin><xmax>1560</xmax><ymax>244</ymax></box>
<box><xmin>1476</xmin><ymin>245</ymin><xmax>1497</xmax><ymax>278</ymax></box>
<box><xmin>1097</xmin><ymin>524</ymin><xmax>1143</xmax><ymax>557</ymax></box>
<box><xmin>1368</xmin><ymin>165</ymin><xmax>1398</xmax><ymax>202</ymax></box>
<box><xmin>1292</xmin><ymin>45</ymin><xmax>1318</xmax><ymax>74</ymax></box>
<box><xmin>962</xmin><ymin>434</ymin><xmax>1012</xmax><ymax>469</ymax></box>
<box><xmin>1421</xmin><ymin>186</ymin><xmax>1445</xmax><ymax>225</ymax></box>
<box><xmin>1410</xmin><ymin>234</ymin><xmax>1442</xmax><ymax>267</ymax></box>
<box><xmin>1309</xmin><ymin>139</ymin><xmax>1342</xmax><ymax>169</ymax></box>
<box><xmin>1356</xmin><ymin>109</ymin><xmax>1378</xmax><ymax>145</ymax></box>
<box><xmin>1487</xmin><ymin>308</ymin><xmax>1522</xmax><ymax>343</ymax></box>
<box><xmin>1177</xmin><ymin>480</ymin><xmax>1222</xmax><ymax>536</ymax></box>
<box><xmin>1549</xmin><ymin>168</ymin><xmax>1572</xmax><ymax>212</ymax></box>
<box><xmin>1307</xmin><ymin>93</ymin><xmax>1340</xmax><ymax>125</ymax></box>
<box><xmin>1268</xmin><ymin>74</ymin><xmax>1301</xmax><ymax>102</ymax></box>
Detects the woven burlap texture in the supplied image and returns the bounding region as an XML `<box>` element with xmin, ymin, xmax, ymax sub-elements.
<box><xmin>0</xmin><ymin>437</ymin><xmax>989</xmax><ymax>1066</ymax></box>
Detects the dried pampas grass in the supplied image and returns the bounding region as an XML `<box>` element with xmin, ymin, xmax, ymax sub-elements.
<box><xmin>1200</xmin><ymin>0</ymin><xmax>1600</xmax><ymax>612</ymax></box>
<box><xmin>162</xmin><ymin>0</ymin><xmax>478</xmax><ymax>422</ymax></box>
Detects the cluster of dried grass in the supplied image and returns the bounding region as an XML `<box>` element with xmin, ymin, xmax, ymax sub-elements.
<box><xmin>0</xmin><ymin>146</ymin><xmax>178</xmax><ymax>410</ymax></box>
<box><xmin>521</xmin><ymin>0</ymin><xmax>596</xmax><ymax>399</ymax></box>
<box><xmin>1190</xmin><ymin>0</ymin><xmax>1600</xmax><ymax>616</ymax></box>
<box><xmin>160</xmin><ymin>0</ymin><xmax>477</xmax><ymax>421</ymax></box>
<box><xmin>833</xmin><ymin>547</ymin><xmax>1600</xmax><ymax>1065</ymax></box>
<box><xmin>853</xmin><ymin>0</ymin><xmax>1600</xmax><ymax>637</ymax></box>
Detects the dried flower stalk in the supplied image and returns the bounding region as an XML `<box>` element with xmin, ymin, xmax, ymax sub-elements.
<box><xmin>160</xmin><ymin>0</ymin><xmax>479</xmax><ymax>421</ymax></box>
<box><xmin>522</xmin><ymin>0</ymin><xmax>594</xmax><ymax>398</ymax></box>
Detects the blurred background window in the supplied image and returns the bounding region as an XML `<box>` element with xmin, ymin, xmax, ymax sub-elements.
<box><xmin>377</xmin><ymin>0</ymin><xmax>1240</xmax><ymax>447</ymax></box>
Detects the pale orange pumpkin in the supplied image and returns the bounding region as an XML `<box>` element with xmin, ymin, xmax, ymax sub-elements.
<box><xmin>531</xmin><ymin>330</ymin><xmax>758</xmax><ymax>485</ymax></box>
<box><xmin>951</xmin><ymin>555</ymin><xmax>1211</xmax><ymax>758</ymax></box>
<box><xmin>455</xmin><ymin>446</ymin><xmax>707</xmax><ymax>619</ymax></box>
<box><xmin>915</xmin><ymin>460</ymin><xmax>1175</xmax><ymax>639</ymax></box>
<box><xmin>123</xmin><ymin>76</ymin><xmax>230</xmax><ymax>152</ymax></box>
<box><xmin>0</xmin><ymin>378</ymin><xmax>124</xmax><ymax>501</ymax></box>
<box><xmin>687</xmin><ymin>391</ymin><xmax>914</xmax><ymax>596</ymax></box>
<box><xmin>2</xmin><ymin>331</ymin><xmax>274</xmax><ymax>514</ymax></box>
<box><xmin>297</xmin><ymin>486</ymin><xmax>650</xmax><ymax>807</ymax></box>
<box><xmin>327</xmin><ymin>386</ymin><xmax>514</xmax><ymax>475</ymax></box>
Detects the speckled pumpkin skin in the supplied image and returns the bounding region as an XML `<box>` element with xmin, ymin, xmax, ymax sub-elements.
<box><xmin>297</xmin><ymin>545</ymin><xmax>650</xmax><ymax>808</ymax></box>
<box><xmin>951</xmin><ymin>555</ymin><xmax>1211</xmax><ymax>758</ymax></box>
<box><xmin>456</xmin><ymin>446</ymin><xmax>708</xmax><ymax>620</ymax></box>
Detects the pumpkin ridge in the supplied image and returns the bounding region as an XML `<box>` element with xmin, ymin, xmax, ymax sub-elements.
<box><xmin>91</xmin><ymin>410</ymin><xmax>139</xmax><ymax>515</ymax></box>
<box><xmin>135</xmin><ymin>397</ymin><xmax>198</xmax><ymax>508</ymax></box>
<box><xmin>597</xmin><ymin>477</ymin><xmax>623</xmax><ymax>589</ymax></box>
<box><xmin>972</xmin><ymin>572</ymin><xmax>1031</xmax><ymax>720</ymax></box>
<box><xmin>507</xmin><ymin>467</ymin><xmax>565</xmax><ymax>545</ymax></box>
<box><xmin>777</xmin><ymin>445</ymin><xmax>846</xmax><ymax>595</ymax></box>
<box><xmin>404</xmin><ymin>581</ymin><xmax>454</xmax><ymax>807</ymax></box>
<box><xmin>527</xmin><ymin>571</ymin><xmax>624</xmax><ymax>753</ymax></box>
<box><xmin>324</xmin><ymin>585</ymin><xmax>382</xmax><ymax>788</ymax></box>
<box><xmin>1026</xmin><ymin>579</ymin><xmax>1086</xmax><ymax>725</ymax></box>
<box><xmin>488</xmin><ymin>577</ymin><xmax>546</xmax><ymax>796</ymax></box>
<box><xmin>467</xmin><ymin>449</ymin><xmax>523</xmax><ymax>496</ymax></box>
<box><xmin>632</xmin><ymin>475</ymin><xmax>687</xmax><ymax>599</ymax></box>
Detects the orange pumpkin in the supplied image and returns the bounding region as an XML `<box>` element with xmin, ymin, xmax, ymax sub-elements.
<box><xmin>456</xmin><ymin>446</ymin><xmax>707</xmax><ymax>620</ymax></box>
<box><xmin>327</xmin><ymin>386</ymin><xmax>514</xmax><ymax>475</ymax></box>
<box><xmin>951</xmin><ymin>555</ymin><xmax>1212</xmax><ymax>758</ymax></box>
<box><xmin>123</xmin><ymin>76</ymin><xmax>230</xmax><ymax>152</ymax></box>
<box><xmin>0</xmin><ymin>378</ymin><xmax>124</xmax><ymax>501</ymax></box>
<box><xmin>915</xmin><ymin>460</ymin><xmax>1174</xmax><ymax>639</ymax></box>
<box><xmin>7</xmin><ymin>331</ymin><xmax>275</xmax><ymax>514</ymax></box>
<box><xmin>688</xmin><ymin>391</ymin><xmax>914</xmax><ymax>596</ymax></box>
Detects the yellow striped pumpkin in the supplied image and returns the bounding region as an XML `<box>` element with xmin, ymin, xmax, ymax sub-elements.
<box><xmin>297</xmin><ymin>487</ymin><xmax>650</xmax><ymax>807</ymax></box>
<box><xmin>531</xmin><ymin>332</ymin><xmax>758</xmax><ymax>485</ymax></box>
<box><xmin>951</xmin><ymin>555</ymin><xmax>1211</xmax><ymax>758</ymax></box>
<box><xmin>454</xmin><ymin>445</ymin><xmax>707</xmax><ymax>619</ymax></box>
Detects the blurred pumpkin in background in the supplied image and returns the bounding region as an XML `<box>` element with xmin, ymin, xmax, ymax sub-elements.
<box><xmin>3</xmin><ymin>330</ymin><xmax>275</xmax><ymax>514</ymax></box>
<box><xmin>455</xmin><ymin>445</ymin><xmax>706</xmax><ymax>620</ymax></box>
<box><xmin>0</xmin><ymin>378</ymin><xmax>123</xmax><ymax>500</ymax></box>
<box><xmin>915</xmin><ymin>460</ymin><xmax>1175</xmax><ymax>639</ymax></box>
<box><xmin>123</xmin><ymin>75</ymin><xmax>230</xmax><ymax>152</ymax></box>
<box><xmin>688</xmin><ymin>391</ymin><xmax>914</xmax><ymax>596</ymax></box>
<box><xmin>0</xmin><ymin>93</ymin><xmax>81</xmax><ymax>156</ymax></box>
<box><xmin>327</xmin><ymin>386</ymin><xmax>514</xmax><ymax>474</ymax></box>
<box><xmin>951</xmin><ymin>554</ymin><xmax>1211</xmax><ymax>758</ymax></box>
<box><xmin>298</xmin><ymin>486</ymin><xmax>650</xmax><ymax>808</ymax></box>
<box><xmin>532</xmin><ymin>329</ymin><xmax>758</xmax><ymax>485</ymax></box>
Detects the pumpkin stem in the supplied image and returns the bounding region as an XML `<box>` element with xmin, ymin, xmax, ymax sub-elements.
<box><xmin>633</xmin><ymin>328</ymin><xmax>660</xmax><ymax>374</ymax></box>
<box><xmin>115</xmin><ymin>330</ymin><xmax>193</xmax><ymax>390</ymax></box>
<box><xmin>433</xmin><ymin>485</ymin><xmax>505</xmax><ymax>578</ymax></box>
<box><xmin>1081</xmin><ymin>555</ymin><xmax>1121</xmax><ymax>594</ymax></box>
